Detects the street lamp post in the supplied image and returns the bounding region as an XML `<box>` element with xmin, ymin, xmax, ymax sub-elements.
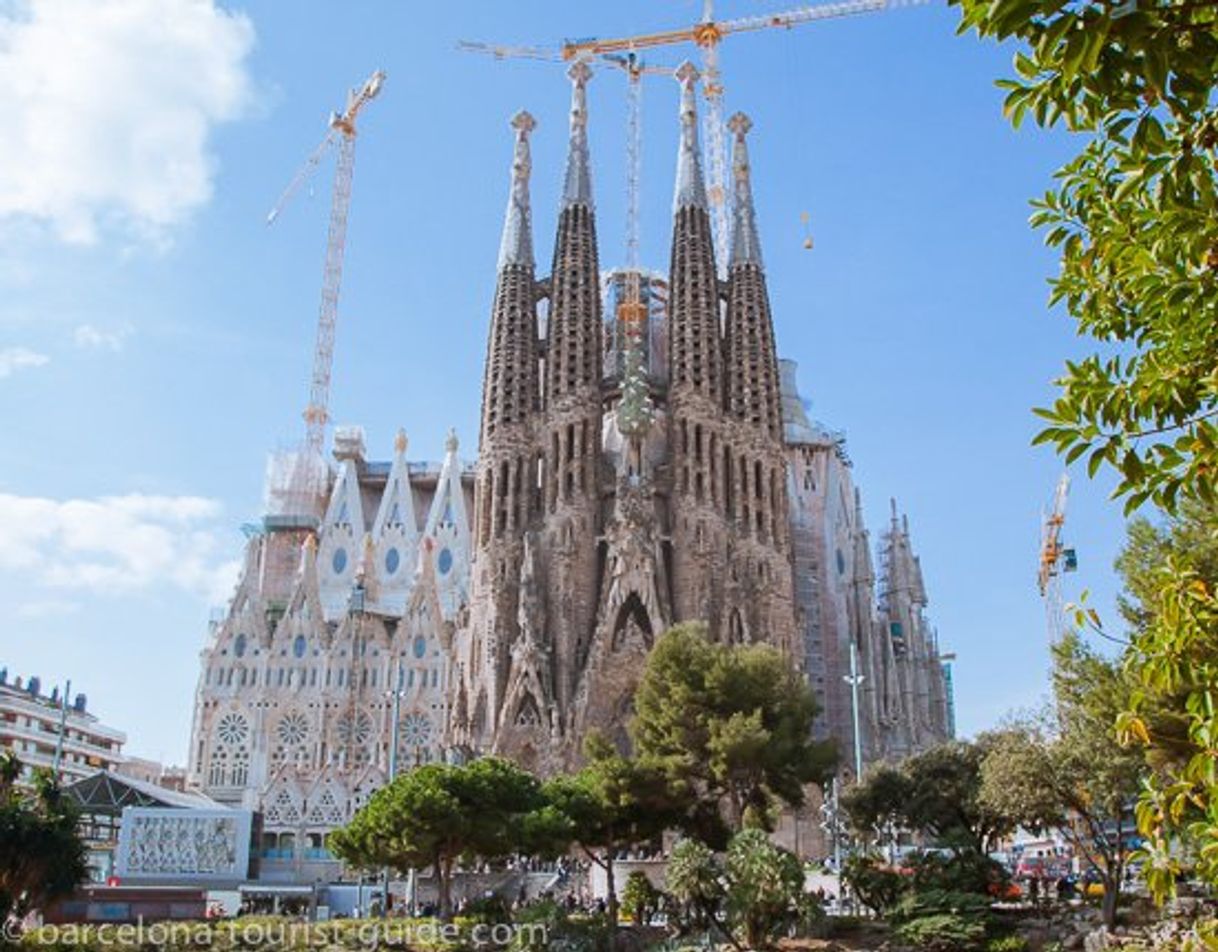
<box><xmin>383</xmin><ymin>672</ymin><xmax>404</xmax><ymax>918</ymax></box>
<box><xmin>51</xmin><ymin>679</ymin><xmax>70</xmax><ymax>779</ymax></box>
<box><xmin>843</xmin><ymin>641</ymin><xmax>866</xmax><ymax>782</ymax></box>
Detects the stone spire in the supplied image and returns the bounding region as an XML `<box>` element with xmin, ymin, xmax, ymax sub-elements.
<box><xmin>852</xmin><ymin>488</ymin><xmax>875</xmax><ymax>585</ymax></box>
<box><xmin>481</xmin><ymin>111</ymin><xmax>541</xmax><ymax>443</ymax></box>
<box><xmin>545</xmin><ymin>63</ymin><xmax>602</xmax><ymax>407</ymax></box>
<box><xmin>728</xmin><ymin>112</ymin><xmax>763</xmax><ymax>268</ymax></box>
<box><xmin>724</xmin><ymin>111</ymin><xmax>781</xmax><ymax>440</ymax></box>
<box><xmin>561</xmin><ymin>61</ymin><xmax>593</xmax><ymax>210</ymax></box>
<box><xmin>539</xmin><ymin>59</ymin><xmax>604</xmax><ymax>734</ymax></box>
<box><xmin>667</xmin><ymin>60</ymin><xmax>721</xmax><ymax>401</ymax></box>
<box><xmin>498</xmin><ymin>110</ymin><xmax>536</xmax><ymax>270</ymax></box>
<box><xmin>673</xmin><ymin>61</ymin><xmax>708</xmax><ymax>212</ymax></box>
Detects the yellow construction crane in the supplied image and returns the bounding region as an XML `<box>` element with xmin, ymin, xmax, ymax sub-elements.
<box><xmin>267</xmin><ymin>69</ymin><xmax>385</xmax><ymax>458</ymax></box>
<box><xmin>457</xmin><ymin>45</ymin><xmax>667</xmax><ymax>275</ymax></box>
<box><xmin>547</xmin><ymin>0</ymin><xmax>921</xmax><ymax>274</ymax></box>
<box><xmin>457</xmin><ymin>45</ymin><xmax>670</xmax><ymax>364</ymax></box>
<box><xmin>1038</xmin><ymin>473</ymin><xmax>1077</xmax><ymax>642</ymax></box>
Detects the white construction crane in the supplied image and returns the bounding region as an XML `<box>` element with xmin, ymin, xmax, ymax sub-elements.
<box><xmin>267</xmin><ymin>69</ymin><xmax>386</xmax><ymax>457</ymax></box>
<box><xmin>1038</xmin><ymin>473</ymin><xmax>1077</xmax><ymax>642</ymax></box>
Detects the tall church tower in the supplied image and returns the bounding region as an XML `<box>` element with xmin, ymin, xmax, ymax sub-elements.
<box><xmin>462</xmin><ymin>110</ymin><xmax>542</xmax><ymax>751</ymax></box>
<box><xmin>666</xmin><ymin>63</ymin><xmax>731</xmax><ymax>633</ymax></box>
<box><xmin>720</xmin><ymin>112</ymin><xmax>797</xmax><ymax>656</ymax></box>
<box><xmin>539</xmin><ymin>62</ymin><xmax>604</xmax><ymax>726</ymax></box>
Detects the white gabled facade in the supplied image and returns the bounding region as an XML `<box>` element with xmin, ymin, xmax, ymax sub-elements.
<box><xmin>187</xmin><ymin>429</ymin><xmax>474</xmax><ymax>882</ymax></box>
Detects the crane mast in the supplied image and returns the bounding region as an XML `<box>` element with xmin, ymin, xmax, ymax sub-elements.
<box><xmin>455</xmin><ymin>45</ymin><xmax>666</xmax><ymax>340</ymax></box>
<box><xmin>1038</xmin><ymin>473</ymin><xmax>1075</xmax><ymax>642</ymax></box>
<box><xmin>268</xmin><ymin>70</ymin><xmax>385</xmax><ymax>459</ymax></box>
<box><xmin>552</xmin><ymin>0</ymin><xmax>914</xmax><ymax>276</ymax></box>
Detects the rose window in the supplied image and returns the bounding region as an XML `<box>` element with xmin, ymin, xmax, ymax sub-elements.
<box><xmin>277</xmin><ymin>712</ymin><xmax>310</xmax><ymax>746</ymax></box>
<box><xmin>399</xmin><ymin>712</ymin><xmax>433</xmax><ymax>749</ymax></box>
<box><xmin>336</xmin><ymin>711</ymin><xmax>373</xmax><ymax>746</ymax></box>
<box><xmin>216</xmin><ymin>713</ymin><xmax>249</xmax><ymax>747</ymax></box>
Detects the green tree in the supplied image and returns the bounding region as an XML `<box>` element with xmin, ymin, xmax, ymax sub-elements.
<box><xmin>845</xmin><ymin>739</ymin><xmax>1013</xmax><ymax>856</ymax></box>
<box><xmin>0</xmin><ymin>756</ymin><xmax>87</xmax><ymax>926</ymax></box>
<box><xmin>954</xmin><ymin>0</ymin><xmax>1218</xmax><ymax>902</ymax></box>
<box><xmin>328</xmin><ymin>757</ymin><xmax>544</xmax><ymax>919</ymax></box>
<box><xmin>1109</xmin><ymin>504</ymin><xmax>1218</xmax><ymax>899</ymax></box>
<box><xmin>541</xmin><ymin>734</ymin><xmax>677</xmax><ymax>948</ymax></box>
<box><xmin>631</xmin><ymin>622</ymin><xmax>836</xmax><ymax>841</ymax></box>
<box><xmin>723</xmin><ymin>828</ymin><xmax>805</xmax><ymax>950</ymax></box>
<box><xmin>902</xmin><ymin>740</ymin><xmax>1014</xmax><ymax>855</ymax></box>
<box><xmin>953</xmin><ymin>0</ymin><xmax>1218</xmax><ymax>514</ymax></box>
<box><xmin>980</xmin><ymin>635</ymin><xmax>1145</xmax><ymax>927</ymax></box>
<box><xmin>841</xmin><ymin>764</ymin><xmax>911</xmax><ymax>855</ymax></box>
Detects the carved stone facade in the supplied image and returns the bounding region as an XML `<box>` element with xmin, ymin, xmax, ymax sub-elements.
<box><xmin>452</xmin><ymin>63</ymin><xmax>948</xmax><ymax>771</ymax></box>
<box><xmin>187</xmin><ymin>428</ymin><xmax>472</xmax><ymax>880</ymax></box>
<box><xmin>187</xmin><ymin>63</ymin><xmax>954</xmax><ymax>876</ymax></box>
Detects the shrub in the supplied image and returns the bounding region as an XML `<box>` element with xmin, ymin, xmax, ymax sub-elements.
<box><xmin>459</xmin><ymin>893</ymin><xmax>511</xmax><ymax>924</ymax></box>
<box><xmin>724</xmin><ymin>828</ymin><xmax>804</xmax><ymax>950</ymax></box>
<box><xmin>985</xmin><ymin>937</ymin><xmax>1029</xmax><ymax>952</ymax></box>
<box><xmin>842</xmin><ymin>854</ymin><xmax>907</xmax><ymax>914</ymax></box>
<box><xmin>665</xmin><ymin>838</ymin><xmax>725</xmax><ymax>933</ymax></box>
<box><xmin>894</xmin><ymin>913</ymin><xmax>988</xmax><ymax>952</ymax></box>
<box><xmin>909</xmin><ymin>851</ymin><xmax>1009</xmax><ymax>896</ymax></box>
<box><xmin>507</xmin><ymin>903</ymin><xmax>610</xmax><ymax>952</ymax></box>
<box><xmin>891</xmin><ymin>888</ymin><xmax>994</xmax><ymax>924</ymax></box>
<box><xmin>621</xmin><ymin>871</ymin><xmax>660</xmax><ymax>926</ymax></box>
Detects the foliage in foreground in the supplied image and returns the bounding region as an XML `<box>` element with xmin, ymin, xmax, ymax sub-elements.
<box><xmin>954</xmin><ymin>0</ymin><xmax>1218</xmax><ymax>515</ymax></box>
<box><xmin>1112</xmin><ymin>502</ymin><xmax>1218</xmax><ymax>900</ymax></box>
<box><xmin>954</xmin><ymin>0</ymin><xmax>1218</xmax><ymax>902</ymax></box>
<box><xmin>0</xmin><ymin>752</ymin><xmax>87</xmax><ymax>925</ymax></box>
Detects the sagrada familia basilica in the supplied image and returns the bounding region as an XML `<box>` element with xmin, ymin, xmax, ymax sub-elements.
<box><xmin>188</xmin><ymin>62</ymin><xmax>953</xmax><ymax>879</ymax></box>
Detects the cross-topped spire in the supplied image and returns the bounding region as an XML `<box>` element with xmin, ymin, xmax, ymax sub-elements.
<box><xmin>497</xmin><ymin>110</ymin><xmax>536</xmax><ymax>270</ymax></box>
<box><xmin>728</xmin><ymin>111</ymin><xmax>763</xmax><ymax>268</ymax></box>
<box><xmin>673</xmin><ymin>61</ymin><xmax>707</xmax><ymax>212</ymax></box>
<box><xmin>562</xmin><ymin>60</ymin><xmax>594</xmax><ymax>209</ymax></box>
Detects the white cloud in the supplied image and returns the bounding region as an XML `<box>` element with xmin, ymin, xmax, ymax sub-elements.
<box><xmin>15</xmin><ymin>600</ymin><xmax>81</xmax><ymax>619</ymax></box>
<box><xmin>0</xmin><ymin>0</ymin><xmax>256</xmax><ymax>244</ymax></box>
<box><xmin>74</xmin><ymin>323</ymin><xmax>133</xmax><ymax>351</ymax></box>
<box><xmin>0</xmin><ymin>346</ymin><xmax>49</xmax><ymax>378</ymax></box>
<box><xmin>0</xmin><ymin>492</ymin><xmax>241</xmax><ymax>604</ymax></box>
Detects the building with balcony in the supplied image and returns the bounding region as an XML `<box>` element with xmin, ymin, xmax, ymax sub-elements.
<box><xmin>0</xmin><ymin>668</ymin><xmax>125</xmax><ymax>785</ymax></box>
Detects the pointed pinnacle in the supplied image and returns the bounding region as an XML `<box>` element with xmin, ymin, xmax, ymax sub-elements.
<box><xmin>728</xmin><ymin>111</ymin><xmax>763</xmax><ymax>268</ymax></box>
<box><xmin>673</xmin><ymin>61</ymin><xmax>707</xmax><ymax>213</ymax></box>
<box><xmin>562</xmin><ymin>60</ymin><xmax>593</xmax><ymax>209</ymax></box>
<box><xmin>498</xmin><ymin>110</ymin><xmax>536</xmax><ymax>270</ymax></box>
<box><xmin>728</xmin><ymin>111</ymin><xmax>753</xmax><ymax>139</ymax></box>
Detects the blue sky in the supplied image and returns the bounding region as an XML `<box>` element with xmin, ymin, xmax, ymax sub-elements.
<box><xmin>0</xmin><ymin>0</ymin><xmax>1128</xmax><ymax>763</ymax></box>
